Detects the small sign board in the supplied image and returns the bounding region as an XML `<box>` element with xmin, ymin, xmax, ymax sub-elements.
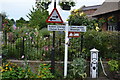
<box><xmin>48</xmin><ymin>25</ymin><xmax>65</xmax><ymax>31</ymax></box>
<box><xmin>69</xmin><ymin>26</ymin><xmax>86</xmax><ymax>32</ymax></box>
<box><xmin>48</xmin><ymin>25</ymin><xmax>87</xmax><ymax>32</ymax></box>
<box><xmin>68</xmin><ymin>32</ymin><xmax>80</xmax><ymax>37</ymax></box>
<box><xmin>46</xmin><ymin>8</ymin><xmax>63</xmax><ymax>23</ymax></box>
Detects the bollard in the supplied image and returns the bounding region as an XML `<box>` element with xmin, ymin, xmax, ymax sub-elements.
<box><xmin>90</xmin><ymin>48</ymin><xmax>99</xmax><ymax>78</ymax></box>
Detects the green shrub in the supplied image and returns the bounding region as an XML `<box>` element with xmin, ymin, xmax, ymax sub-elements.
<box><xmin>2</xmin><ymin>43</ymin><xmax>18</xmax><ymax>59</ymax></box>
<box><xmin>69</xmin><ymin>58</ymin><xmax>87</xmax><ymax>79</ymax></box>
<box><xmin>83</xmin><ymin>31</ymin><xmax>120</xmax><ymax>60</ymax></box>
<box><xmin>108</xmin><ymin>60</ymin><xmax>119</xmax><ymax>71</ymax></box>
<box><xmin>39</xmin><ymin>28</ymin><xmax>50</xmax><ymax>37</ymax></box>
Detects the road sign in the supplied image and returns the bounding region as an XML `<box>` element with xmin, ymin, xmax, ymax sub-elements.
<box><xmin>48</xmin><ymin>25</ymin><xmax>65</xmax><ymax>31</ymax></box>
<box><xmin>48</xmin><ymin>25</ymin><xmax>87</xmax><ymax>32</ymax></box>
<box><xmin>69</xmin><ymin>26</ymin><xmax>86</xmax><ymax>32</ymax></box>
<box><xmin>46</xmin><ymin>8</ymin><xmax>63</xmax><ymax>23</ymax></box>
<box><xmin>68</xmin><ymin>32</ymin><xmax>80</xmax><ymax>37</ymax></box>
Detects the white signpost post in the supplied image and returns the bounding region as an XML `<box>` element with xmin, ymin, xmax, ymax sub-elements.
<box><xmin>48</xmin><ymin>24</ymin><xmax>86</xmax><ymax>77</ymax></box>
<box><xmin>64</xmin><ymin>22</ymin><xmax>69</xmax><ymax>78</ymax></box>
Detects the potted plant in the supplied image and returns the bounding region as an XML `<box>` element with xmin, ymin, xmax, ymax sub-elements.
<box><xmin>59</xmin><ymin>0</ymin><xmax>75</xmax><ymax>10</ymax></box>
<box><xmin>108</xmin><ymin>16</ymin><xmax>115</xmax><ymax>23</ymax></box>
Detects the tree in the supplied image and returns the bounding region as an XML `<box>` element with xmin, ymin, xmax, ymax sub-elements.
<box><xmin>16</xmin><ymin>17</ymin><xmax>28</xmax><ymax>27</ymax></box>
<box><xmin>2</xmin><ymin>12</ymin><xmax>13</xmax><ymax>32</ymax></box>
<box><xmin>27</xmin><ymin>7</ymin><xmax>49</xmax><ymax>30</ymax></box>
<box><xmin>10</xmin><ymin>19</ymin><xmax>15</xmax><ymax>24</ymax></box>
<box><xmin>1</xmin><ymin>12</ymin><xmax>7</xmax><ymax>18</ymax></box>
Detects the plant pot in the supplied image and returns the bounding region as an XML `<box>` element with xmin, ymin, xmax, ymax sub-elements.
<box><xmin>61</xmin><ymin>5</ymin><xmax>71</xmax><ymax>10</ymax></box>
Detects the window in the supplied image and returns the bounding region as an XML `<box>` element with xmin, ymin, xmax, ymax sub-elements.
<box><xmin>107</xmin><ymin>23</ymin><xmax>117</xmax><ymax>31</ymax></box>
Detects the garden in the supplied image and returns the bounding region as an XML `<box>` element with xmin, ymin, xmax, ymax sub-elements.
<box><xmin>0</xmin><ymin>0</ymin><xmax>120</xmax><ymax>80</ymax></box>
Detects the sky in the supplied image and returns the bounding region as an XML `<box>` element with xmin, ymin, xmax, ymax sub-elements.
<box><xmin>0</xmin><ymin>0</ymin><xmax>105</xmax><ymax>21</ymax></box>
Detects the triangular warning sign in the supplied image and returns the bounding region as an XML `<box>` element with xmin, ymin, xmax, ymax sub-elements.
<box><xmin>46</xmin><ymin>8</ymin><xmax>63</xmax><ymax>23</ymax></box>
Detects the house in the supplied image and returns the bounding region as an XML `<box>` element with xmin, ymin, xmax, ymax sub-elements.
<box><xmin>92</xmin><ymin>0</ymin><xmax>120</xmax><ymax>31</ymax></box>
<box><xmin>80</xmin><ymin>5</ymin><xmax>101</xmax><ymax>18</ymax></box>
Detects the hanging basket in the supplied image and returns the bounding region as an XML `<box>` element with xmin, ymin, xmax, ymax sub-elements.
<box><xmin>61</xmin><ymin>5</ymin><xmax>71</xmax><ymax>10</ymax></box>
<box><xmin>59</xmin><ymin>1</ymin><xmax>75</xmax><ymax>11</ymax></box>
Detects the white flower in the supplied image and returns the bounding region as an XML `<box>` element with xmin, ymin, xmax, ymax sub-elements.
<box><xmin>24</xmin><ymin>38</ymin><xmax>26</xmax><ymax>41</ymax></box>
<box><xmin>21</xmin><ymin>55</ymin><xmax>24</xmax><ymax>59</ymax></box>
<box><xmin>26</xmin><ymin>33</ymin><xmax>28</xmax><ymax>35</ymax></box>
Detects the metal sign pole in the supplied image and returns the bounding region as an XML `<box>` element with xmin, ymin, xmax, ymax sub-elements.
<box><xmin>51</xmin><ymin>0</ymin><xmax>56</xmax><ymax>74</ymax></box>
<box><xmin>64</xmin><ymin>22</ymin><xmax>69</xmax><ymax>77</ymax></box>
<box><xmin>46</xmin><ymin>0</ymin><xmax>64</xmax><ymax>75</ymax></box>
<box><xmin>51</xmin><ymin>31</ymin><xmax>55</xmax><ymax>74</ymax></box>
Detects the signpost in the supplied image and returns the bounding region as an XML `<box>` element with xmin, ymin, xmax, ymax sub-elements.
<box><xmin>46</xmin><ymin>0</ymin><xmax>87</xmax><ymax>77</ymax></box>
<box><xmin>68</xmin><ymin>32</ymin><xmax>80</xmax><ymax>38</ymax></box>
<box><xmin>48</xmin><ymin>25</ymin><xmax>65</xmax><ymax>31</ymax></box>
<box><xmin>48</xmin><ymin>25</ymin><xmax>86</xmax><ymax>32</ymax></box>
<box><xmin>69</xmin><ymin>26</ymin><xmax>86</xmax><ymax>32</ymax></box>
<box><xmin>47</xmin><ymin>24</ymin><xmax>86</xmax><ymax>77</ymax></box>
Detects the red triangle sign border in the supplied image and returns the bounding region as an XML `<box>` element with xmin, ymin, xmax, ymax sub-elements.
<box><xmin>46</xmin><ymin>8</ymin><xmax>64</xmax><ymax>23</ymax></box>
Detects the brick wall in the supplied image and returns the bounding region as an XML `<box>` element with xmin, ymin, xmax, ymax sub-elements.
<box><xmin>7</xmin><ymin>60</ymin><xmax>117</xmax><ymax>78</ymax></box>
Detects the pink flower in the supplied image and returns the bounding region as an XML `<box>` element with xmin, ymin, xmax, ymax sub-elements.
<box><xmin>2</xmin><ymin>24</ymin><xmax>4</xmax><ymax>26</ymax></box>
<box><xmin>30</xmin><ymin>37</ymin><xmax>32</xmax><ymax>39</ymax></box>
<box><xmin>43</xmin><ymin>46</ymin><xmax>49</xmax><ymax>51</ymax></box>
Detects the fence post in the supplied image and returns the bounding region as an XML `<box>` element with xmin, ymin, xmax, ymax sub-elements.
<box><xmin>21</xmin><ymin>37</ymin><xmax>25</xmax><ymax>59</ymax></box>
<box><xmin>80</xmin><ymin>34</ymin><xmax>83</xmax><ymax>53</ymax></box>
<box><xmin>4</xmin><ymin>31</ymin><xmax>7</xmax><ymax>46</ymax></box>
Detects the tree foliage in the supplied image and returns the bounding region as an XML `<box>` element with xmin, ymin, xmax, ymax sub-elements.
<box><xmin>27</xmin><ymin>7</ymin><xmax>49</xmax><ymax>30</ymax></box>
<box><xmin>16</xmin><ymin>17</ymin><xmax>28</xmax><ymax>27</ymax></box>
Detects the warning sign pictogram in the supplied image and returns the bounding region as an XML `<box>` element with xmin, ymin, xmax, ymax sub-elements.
<box><xmin>68</xmin><ymin>32</ymin><xmax>80</xmax><ymax>38</ymax></box>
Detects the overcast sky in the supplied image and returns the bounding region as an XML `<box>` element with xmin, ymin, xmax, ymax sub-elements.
<box><xmin>0</xmin><ymin>0</ymin><xmax>105</xmax><ymax>21</ymax></box>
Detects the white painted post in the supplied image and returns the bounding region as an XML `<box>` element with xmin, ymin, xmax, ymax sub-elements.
<box><xmin>64</xmin><ymin>22</ymin><xmax>69</xmax><ymax>78</ymax></box>
<box><xmin>90</xmin><ymin>48</ymin><xmax>99</xmax><ymax>78</ymax></box>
